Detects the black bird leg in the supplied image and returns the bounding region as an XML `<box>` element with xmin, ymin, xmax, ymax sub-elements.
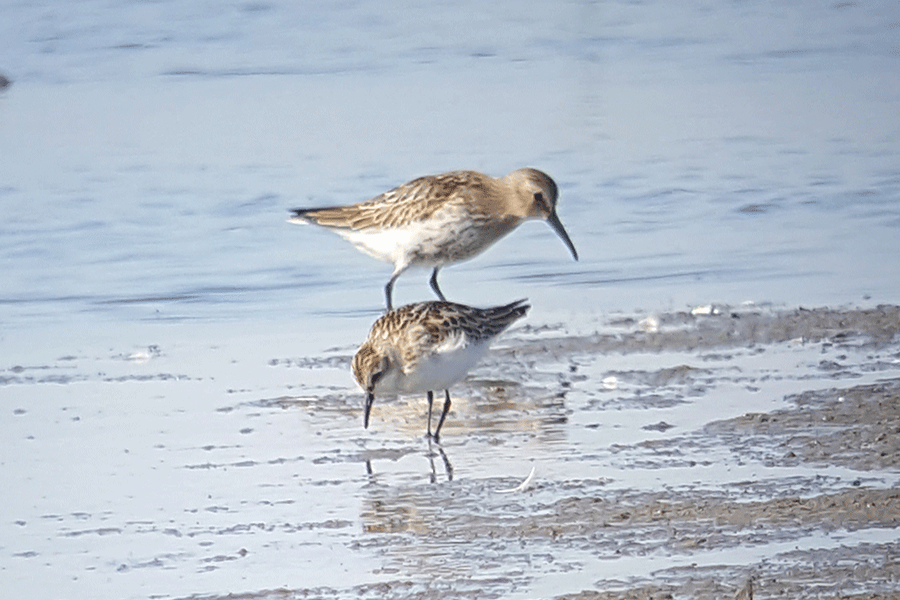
<box><xmin>384</xmin><ymin>274</ymin><xmax>400</xmax><ymax>312</ymax></box>
<box><xmin>429</xmin><ymin>267</ymin><xmax>447</xmax><ymax>301</ymax></box>
<box><xmin>426</xmin><ymin>390</ymin><xmax>435</xmax><ymax>437</ymax></box>
<box><xmin>432</xmin><ymin>389</ymin><xmax>452</xmax><ymax>441</ymax></box>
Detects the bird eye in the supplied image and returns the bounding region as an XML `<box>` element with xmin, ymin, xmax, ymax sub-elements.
<box><xmin>533</xmin><ymin>192</ymin><xmax>549</xmax><ymax>211</ymax></box>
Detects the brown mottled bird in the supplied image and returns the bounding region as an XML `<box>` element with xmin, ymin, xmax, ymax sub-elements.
<box><xmin>289</xmin><ymin>169</ymin><xmax>577</xmax><ymax>310</ymax></box>
<box><xmin>352</xmin><ymin>299</ymin><xmax>529</xmax><ymax>440</ymax></box>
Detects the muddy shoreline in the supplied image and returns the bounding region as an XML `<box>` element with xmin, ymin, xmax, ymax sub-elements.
<box><xmin>170</xmin><ymin>304</ymin><xmax>900</xmax><ymax>600</ymax></box>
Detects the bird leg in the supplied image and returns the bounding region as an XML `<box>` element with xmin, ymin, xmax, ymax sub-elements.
<box><xmin>384</xmin><ymin>272</ymin><xmax>401</xmax><ymax>312</ymax></box>
<box><xmin>429</xmin><ymin>267</ymin><xmax>447</xmax><ymax>302</ymax></box>
<box><xmin>426</xmin><ymin>390</ymin><xmax>435</xmax><ymax>437</ymax></box>
<box><xmin>432</xmin><ymin>389</ymin><xmax>452</xmax><ymax>441</ymax></box>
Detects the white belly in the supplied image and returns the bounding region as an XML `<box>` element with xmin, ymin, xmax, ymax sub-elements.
<box><xmin>399</xmin><ymin>339</ymin><xmax>491</xmax><ymax>394</ymax></box>
<box><xmin>339</xmin><ymin>227</ymin><xmax>416</xmax><ymax>265</ymax></box>
<box><xmin>336</xmin><ymin>206</ymin><xmax>489</xmax><ymax>269</ymax></box>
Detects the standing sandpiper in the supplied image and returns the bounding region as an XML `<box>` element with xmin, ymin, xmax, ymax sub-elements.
<box><xmin>290</xmin><ymin>169</ymin><xmax>577</xmax><ymax>310</ymax></box>
<box><xmin>351</xmin><ymin>299</ymin><xmax>530</xmax><ymax>440</ymax></box>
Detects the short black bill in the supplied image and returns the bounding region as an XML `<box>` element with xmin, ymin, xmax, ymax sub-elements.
<box><xmin>364</xmin><ymin>392</ymin><xmax>375</xmax><ymax>429</ymax></box>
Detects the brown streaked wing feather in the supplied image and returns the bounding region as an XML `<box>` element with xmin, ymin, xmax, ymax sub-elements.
<box><xmin>382</xmin><ymin>303</ymin><xmax>442</xmax><ymax>369</ymax></box>
<box><xmin>297</xmin><ymin>171</ymin><xmax>494</xmax><ymax>230</ymax></box>
<box><xmin>425</xmin><ymin>300</ymin><xmax>529</xmax><ymax>345</ymax></box>
<box><xmin>367</xmin><ymin>300</ymin><xmax>528</xmax><ymax>371</ymax></box>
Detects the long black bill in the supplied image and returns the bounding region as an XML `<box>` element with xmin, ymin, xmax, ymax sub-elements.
<box><xmin>363</xmin><ymin>391</ymin><xmax>375</xmax><ymax>429</ymax></box>
<box><xmin>546</xmin><ymin>210</ymin><xmax>578</xmax><ymax>261</ymax></box>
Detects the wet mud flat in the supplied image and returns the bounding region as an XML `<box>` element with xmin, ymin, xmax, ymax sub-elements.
<box><xmin>195</xmin><ymin>304</ymin><xmax>900</xmax><ymax>600</ymax></box>
<box><xmin>7</xmin><ymin>304</ymin><xmax>897</xmax><ymax>599</ymax></box>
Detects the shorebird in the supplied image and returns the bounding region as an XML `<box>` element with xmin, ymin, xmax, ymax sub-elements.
<box><xmin>352</xmin><ymin>299</ymin><xmax>530</xmax><ymax>440</ymax></box>
<box><xmin>289</xmin><ymin>168</ymin><xmax>577</xmax><ymax>310</ymax></box>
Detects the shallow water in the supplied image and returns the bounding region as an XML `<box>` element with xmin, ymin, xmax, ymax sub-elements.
<box><xmin>2</xmin><ymin>1</ymin><xmax>899</xmax><ymax>599</ymax></box>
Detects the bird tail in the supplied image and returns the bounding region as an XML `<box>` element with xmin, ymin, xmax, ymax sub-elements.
<box><xmin>481</xmin><ymin>299</ymin><xmax>530</xmax><ymax>334</ymax></box>
<box><xmin>288</xmin><ymin>207</ymin><xmax>323</xmax><ymax>225</ymax></box>
<box><xmin>288</xmin><ymin>206</ymin><xmax>358</xmax><ymax>229</ymax></box>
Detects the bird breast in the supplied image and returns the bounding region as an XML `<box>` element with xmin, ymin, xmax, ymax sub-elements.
<box><xmin>398</xmin><ymin>337</ymin><xmax>491</xmax><ymax>394</ymax></box>
<box><xmin>338</xmin><ymin>204</ymin><xmax>515</xmax><ymax>267</ymax></box>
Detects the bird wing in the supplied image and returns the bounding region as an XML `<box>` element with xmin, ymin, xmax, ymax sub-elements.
<box><xmin>290</xmin><ymin>171</ymin><xmax>491</xmax><ymax>230</ymax></box>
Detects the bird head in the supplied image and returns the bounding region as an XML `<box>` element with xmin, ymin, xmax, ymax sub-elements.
<box><xmin>511</xmin><ymin>168</ymin><xmax>578</xmax><ymax>261</ymax></box>
<box><xmin>352</xmin><ymin>342</ymin><xmax>390</xmax><ymax>429</ymax></box>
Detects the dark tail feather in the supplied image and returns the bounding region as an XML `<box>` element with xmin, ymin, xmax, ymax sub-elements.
<box><xmin>491</xmin><ymin>298</ymin><xmax>530</xmax><ymax>318</ymax></box>
<box><xmin>288</xmin><ymin>207</ymin><xmax>321</xmax><ymax>224</ymax></box>
<box><xmin>484</xmin><ymin>299</ymin><xmax>530</xmax><ymax>332</ymax></box>
<box><xmin>288</xmin><ymin>206</ymin><xmax>356</xmax><ymax>229</ymax></box>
